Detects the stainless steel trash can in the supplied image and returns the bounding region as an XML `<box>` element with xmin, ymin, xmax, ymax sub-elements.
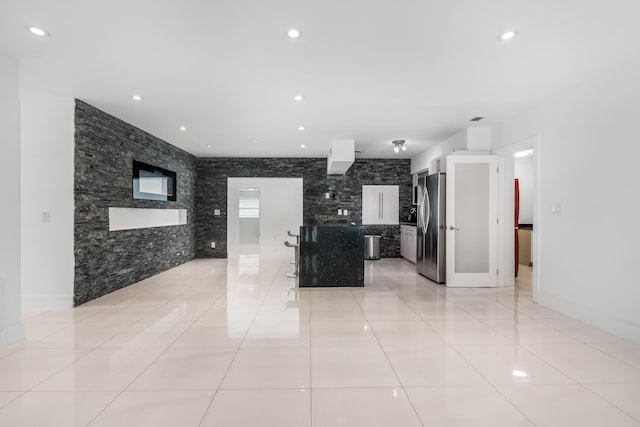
<box><xmin>365</xmin><ymin>235</ymin><xmax>381</xmax><ymax>260</ymax></box>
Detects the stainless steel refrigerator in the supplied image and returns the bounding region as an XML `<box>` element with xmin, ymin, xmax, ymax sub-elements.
<box><xmin>417</xmin><ymin>172</ymin><xmax>446</xmax><ymax>283</ymax></box>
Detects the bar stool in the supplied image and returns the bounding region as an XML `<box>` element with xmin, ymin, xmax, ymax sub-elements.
<box><xmin>284</xmin><ymin>240</ymin><xmax>299</xmax><ymax>278</ymax></box>
<box><xmin>287</xmin><ymin>230</ymin><xmax>300</xmax><ymax>264</ymax></box>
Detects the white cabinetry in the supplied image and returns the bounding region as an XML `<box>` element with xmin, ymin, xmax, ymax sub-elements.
<box><xmin>400</xmin><ymin>225</ymin><xmax>417</xmax><ymax>263</ymax></box>
<box><xmin>362</xmin><ymin>185</ymin><xmax>399</xmax><ymax>225</ymax></box>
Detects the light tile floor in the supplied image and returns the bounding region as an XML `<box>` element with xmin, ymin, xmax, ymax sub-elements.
<box><xmin>1</xmin><ymin>257</ymin><xmax>639</xmax><ymax>426</ymax></box>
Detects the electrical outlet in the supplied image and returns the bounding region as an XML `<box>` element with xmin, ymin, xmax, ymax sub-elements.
<box><xmin>344</xmin><ymin>209</ymin><xmax>349</xmax><ymax>215</ymax></box>
<box><xmin>338</xmin><ymin>209</ymin><xmax>342</xmax><ymax>215</ymax></box>
<box><xmin>211</xmin><ymin>242</ymin><xmax>216</xmax><ymax>248</ymax></box>
<box><xmin>214</xmin><ymin>209</ymin><xmax>220</xmax><ymax>216</ymax></box>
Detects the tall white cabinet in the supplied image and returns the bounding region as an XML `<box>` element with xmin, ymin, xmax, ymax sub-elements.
<box><xmin>362</xmin><ymin>185</ymin><xmax>399</xmax><ymax>225</ymax></box>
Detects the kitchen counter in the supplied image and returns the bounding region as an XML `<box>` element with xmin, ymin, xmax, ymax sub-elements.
<box><xmin>298</xmin><ymin>225</ymin><xmax>365</xmax><ymax>287</ymax></box>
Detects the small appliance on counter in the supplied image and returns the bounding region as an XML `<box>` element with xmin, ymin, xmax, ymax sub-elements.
<box><xmin>407</xmin><ymin>207</ymin><xmax>417</xmax><ymax>223</ymax></box>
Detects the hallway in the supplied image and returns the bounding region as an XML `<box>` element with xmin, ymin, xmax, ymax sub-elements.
<box><xmin>0</xmin><ymin>254</ymin><xmax>639</xmax><ymax>426</ymax></box>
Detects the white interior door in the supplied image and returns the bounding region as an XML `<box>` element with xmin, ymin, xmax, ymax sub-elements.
<box><xmin>446</xmin><ymin>155</ymin><xmax>498</xmax><ymax>287</ymax></box>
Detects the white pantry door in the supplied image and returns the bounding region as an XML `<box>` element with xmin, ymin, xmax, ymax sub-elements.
<box><xmin>446</xmin><ymin>155</ymin><xmax>498</xmax><ymax>287</ymax></box>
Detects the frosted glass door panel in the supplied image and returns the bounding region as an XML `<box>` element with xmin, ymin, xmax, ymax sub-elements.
<box><xmin>455</xmin><ymin>163</ymin><xmax>489</xmax><ymax>273</ymax></box>
<box><xmin>446</xmin><ymin>155</ymin><xmax>498</xmax><ymax>287</ymax></box>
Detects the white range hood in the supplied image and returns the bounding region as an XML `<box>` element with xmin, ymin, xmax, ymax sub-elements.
<box><xmin>327</xmin><ymin>140</ymin><xmax>355</xmax><ymax>175</ymax></box>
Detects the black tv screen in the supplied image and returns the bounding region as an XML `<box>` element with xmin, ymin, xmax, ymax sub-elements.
<box><xmin>133</xmin><ymin>160</ymin><xmax>177</xmax><ymax>201</ymax></box>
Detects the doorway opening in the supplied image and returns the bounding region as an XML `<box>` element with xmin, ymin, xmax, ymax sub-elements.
<box><xmin>238</xmin><ymin>189</ymin><xmax>260</xmax><ymax>245</ymax></box>
<box><xmin>227</xmin><ymin>178</ymin><xmax>303</xmax><ymax>257</ymax></box>
<box><xmin>496</xmin><ymin>136</ymin><xmax>540</xmax><ymax>302</ymax></box>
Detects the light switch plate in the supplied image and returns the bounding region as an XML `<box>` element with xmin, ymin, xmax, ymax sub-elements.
<box><xmin>42</xmin><ymin>211</ymin><xmax>50</xmax><ymax>223</ymax></box>
<box><xmin>214</xmin><ymin>209</ymin><xmax>220</xmax><ymax>216</ymax></box>
<box><xmin>344</xmin><ymin>209</ymin><xmax>349</xmax><ymax>215</ymax></box>
<box><xmin>551</xmin><ymin>204</ymin><xmax>562</xmax><ymax>216</ymax></box>
<box><xmin>338</xmin><ymin>209</ymin><xmax>343</xmax><ymax>216</ymax></box>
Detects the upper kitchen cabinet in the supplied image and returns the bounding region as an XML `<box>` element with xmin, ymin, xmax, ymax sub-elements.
<box><xmin>362</xmin><ymin>185</ymin><xmax>399</xmax><ymax>225</ymax></box>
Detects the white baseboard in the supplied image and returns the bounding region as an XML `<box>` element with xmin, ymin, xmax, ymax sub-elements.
<box><xmin>538</xmin><ymin>292</ymin><xmax>640</xmax><ymax>344</ymax></box>
<box><xmin>0</xmin><ymin>323</ymin><xmax>25</xmax><ymax>347</ymax></box>
<box><xmin>21</xmin><ymin>294</ymin><xmax>74</xmax><ymax>309</ymax></box>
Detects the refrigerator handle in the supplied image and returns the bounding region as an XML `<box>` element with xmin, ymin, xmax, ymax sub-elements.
<box><xmin>421</xmin><ymin>186</ymin><xmax>429</xmax><ymax>236</ymax></box>
<box><xmin>425</xmin><ymin>187</ymin><xmax>430</xmax><ymax>235</ymax></box>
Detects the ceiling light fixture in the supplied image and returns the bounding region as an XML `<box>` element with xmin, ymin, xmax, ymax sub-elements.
<box><xmin>499</xmin><ymin>30</ymin><xmax>517</xmax><ymax>41</ymax></box>
<box><xmin>287</xmin><ymin>28</ymin><xmax>301</xmax><ymax>38</ymax></box>
<box><xmin>206</xmin><ymin>145</ymin><xmax>212</xmax><ymax>148</ymax></box>
<box><xmin>300</xmin><ymin>144</ymin><xmax>306</xmax><ymax>148</ymax></box>
<box><xmin>392</xmin><ymin>140</ymin><xmax>406</xmax><ymax>153</ymax></box>
<box><xmin>26</xmin><ymin>26</ymin><xmax>49</xmax><ymax>37</ymax></box>
<box><xmin>131</xmin><ymin>94</ymin><xmax>143</xmax><ymax>101</ymax></box>
<box><xmin>294</xmin><ymin>95</ymin><xmax>304</xmax><ymax>101</ymax></box>
<box><xmin>298</xmin><ymin>126</ymin><xmax>305</xmax><ymax>131</ymax></box>
<box><xmin>179</xmin><ymin>126</ymin><xmax>187</xmax><ymax>131</ymax></box>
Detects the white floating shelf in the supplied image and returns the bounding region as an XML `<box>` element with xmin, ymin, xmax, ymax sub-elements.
<box><xmin>108</xmin><ymin>207</ymin><xmax>187</xmax><ymax>231</ymax></box>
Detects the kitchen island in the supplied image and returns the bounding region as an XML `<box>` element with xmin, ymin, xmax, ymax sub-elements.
<box><xmin>298</xmin><ymin>225</ymin><xmax>365</xmax><ymax>287</ymax></box>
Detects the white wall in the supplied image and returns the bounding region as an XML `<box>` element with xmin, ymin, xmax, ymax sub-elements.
<box><xmin>20</xmin><ymin>97</ymin><xmax>75</xmax><ymax>308</ymax></box>
<box><xmin>514</xmin><ymin>158</ymin><xmax>534</xmax><ymax>224</ymax></box>
<box><xmin>227</xmin><ymin>178</ymin><xmax>303</xmax><ymax>255</ymax></box>
<box><xmin>411</xmin><ymin>127</ymin><xmax>492</xmax><ymax>174</ymax></box>
<box><xmin>411</xmin><ymin>130</ymin><xmax>467</xmax><ymax>174</ymax></box>
<box><xmin>493</xmin><ymin>54</ymin><xmax>640</xmax><ymax>342</ymax></box>
<box><xmin>0</xmin><ymin>53</ymin><xmax>24</xmax><ymax>346</ymax></box>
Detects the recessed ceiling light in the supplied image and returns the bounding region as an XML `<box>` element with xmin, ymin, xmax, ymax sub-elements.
<box><xmin>250</xmin><ymin>140</ymin><xmax>258</xmax><ymax>143</ymax></box>
<box><xmin>294</xmin><ymin>95</ymin><xmax>304</xmax><ymax>101</ymax></box>
<box><xmin>297</xmin><ymin>126</ymin><xmax>305</xmax><ymax>131</ymax></box>
<box><xmin>131</xmin><ymin>94</ymin><xmax>143</xmax><ymax>101</ymax></box>
<box><xmin>499</xmin><ymin>31</ymin><xmax>517</xmax><ymax>41</ymax></box>
<box><xmin>300</xmin><ymin>144</ymin><xmax>306</xmax><ymax>148</ymax></box>
<box><xmin>287</xmin><ymin>28</ymin><xmax>301</xmax><ymax>38</ymax></box>
<box><xmin>206</xmin><ymin>145</ymin><xmax>212</xmax><ymax>148</ymax></box>
<box><xmin>179</xmin><ymin>126</ymin><xmax>187</xmax><ymax>131</ymax></box>
<box><xmin>26</xmin><ymin>26</ymin><xmax>49</xmax><ymax>37</ymax></box>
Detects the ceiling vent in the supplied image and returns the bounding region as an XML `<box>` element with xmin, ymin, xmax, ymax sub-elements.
<box><xmin>327</xmin><ymin>140</ymin><xmax>355</xmax><ymax>175</ymax></box>
<box><xmin>470</xmin><ymin>116</ymin><xmax>485</xmax><ymax>122</ymax></box>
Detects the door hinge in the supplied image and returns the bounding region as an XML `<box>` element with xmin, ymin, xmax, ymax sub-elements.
<box><xmin>496</xmin><ymin>269</ymin><xmax>499</xmax><ymax>275</ymax></box>
<box><xmin>497</xmin><ymin>166</ymin><xmax>499</xmax><ymax>173</ymax></box>
<box><xmin>497</xmin><ymin>218</ymin><xmax>499</xmax><ymax>224</ymax></box>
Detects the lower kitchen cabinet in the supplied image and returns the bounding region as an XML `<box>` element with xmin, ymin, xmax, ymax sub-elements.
<box><xmin>400</xmin><ymin>224</ymin><xmax>417</xmax><ymax>263</ymax></box>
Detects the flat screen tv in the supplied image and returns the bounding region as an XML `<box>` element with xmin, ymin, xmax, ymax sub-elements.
<box><xmin>133</xmin><ymin>160</ymin><xmax>177</xmax><ymax>201</ymax></box>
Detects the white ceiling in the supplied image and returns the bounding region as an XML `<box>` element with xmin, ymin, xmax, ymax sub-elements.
<box><xmin>1</xmin><ymin>0</ymin><xmax>639</xmax><ymax>159</ymax></box>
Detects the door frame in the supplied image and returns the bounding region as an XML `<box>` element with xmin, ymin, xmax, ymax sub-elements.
<box><xmin>494</xmin><ymin>135</ymin><xmax>541</xmax><ymax>302</ymax></box>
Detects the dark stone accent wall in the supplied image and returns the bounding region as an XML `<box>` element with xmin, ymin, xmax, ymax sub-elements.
<box><xmin>195</xmin><ymin>158</ymin><xmax>412</xmax><ymax>259</ymax></box>
<box><xmin>74</xmin><ymin>100</ymin><xmax>197</xmax><ymax>306</ymax></box>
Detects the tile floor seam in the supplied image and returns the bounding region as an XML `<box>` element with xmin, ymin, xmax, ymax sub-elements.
<box><xmin>583</xmin><ymin>383</ymin><xmax>640</xmax><ymax>423</ymax></box>
<box><xmin>583</xmin><ymin>341</ymin><xmax>640</xmax><ymax>371</ymax></box>
<box><xmin>0</xmin><ymin>391</ymin><xmax>25</xmax><ymax>411</ymax></box>
<box><xmin>490</xmin><ymin>384</ymin><xmax>541</xmax><ymax>426</ymax></box>
<box><xmin>369</xmin><ymin>312</ymin><xmax>426</xmax><ymax>427</ymax></box>
<box><xmin>82</xmin><ymin>389</ymin><xmax>129</xmax><ymax>426</ymax></box>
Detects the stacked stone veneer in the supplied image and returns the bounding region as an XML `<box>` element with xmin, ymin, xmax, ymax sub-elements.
<box><xmin>195</xmin><ymin>158</ymin><xmax>412</xmax><ymax>259</ymax></box>
<box><xmin>74</xmin><ymin>100</ymin><xmax>197</xmax><ymax>306</ymax></box>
